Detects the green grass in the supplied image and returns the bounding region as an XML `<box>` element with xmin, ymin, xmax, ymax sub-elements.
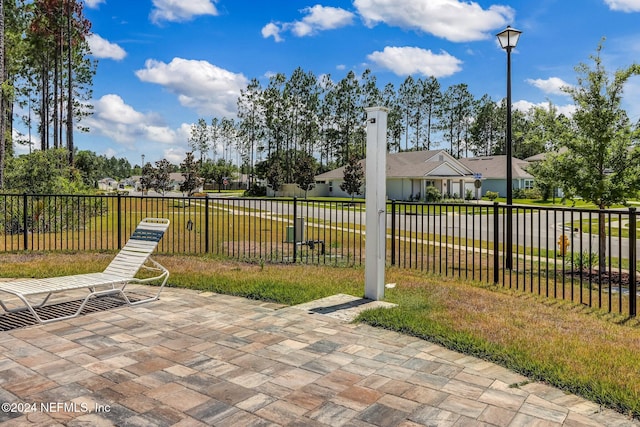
<box><xmin>568</xmin><ymin>217</ymin><xmax>640</xmax><ymax>239</ymax></box>
<box><xmin>3</xmin><ymin>252</ymin><xmax>640</xmax><ymax>419</ymax></box>
<box><xmin>488</xmin><ymin>197</ymin><xmax>630</xmax><ymax>210</ymax></box>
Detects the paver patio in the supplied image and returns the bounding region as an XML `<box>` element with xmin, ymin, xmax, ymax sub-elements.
<box><xmin>0</xmin><ymin>286</ymin><xmax>637</xmax><ymax>426</ymax></box>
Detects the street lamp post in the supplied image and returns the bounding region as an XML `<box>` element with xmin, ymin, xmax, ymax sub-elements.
<box><xmin>497</xmin><ymin>25</ymin><xmax>521</xmax><ymax>270</ymax></box>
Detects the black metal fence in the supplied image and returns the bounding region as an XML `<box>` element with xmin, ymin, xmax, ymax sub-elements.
<box><xmin>1</xmin><ymin>193</ymin><xmax>638</xmax><ymax>316</ymax></box>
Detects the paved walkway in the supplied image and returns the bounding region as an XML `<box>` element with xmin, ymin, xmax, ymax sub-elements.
<box><xmin>0</xmin><ymin>287</ymin><xmax>637</xmax><ymax>426</ymax></box>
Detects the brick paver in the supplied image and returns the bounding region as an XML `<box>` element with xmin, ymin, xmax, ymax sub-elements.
<box><xmin>0</xmin><ymin>287</ymin><xmax>637</xmax><ymax>426</ymax></box>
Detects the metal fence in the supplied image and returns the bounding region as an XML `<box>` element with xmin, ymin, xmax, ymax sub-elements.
<box><xmin>1</xmin><ymin>193</ymin><xmax>638</xmax><ymax>316</ymax></box>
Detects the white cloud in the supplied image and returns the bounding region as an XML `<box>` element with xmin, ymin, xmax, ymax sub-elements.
<box><xmin>263</xmin><ymin>5</ymin><xmax>354</xmax><ymax>41</ymax></box>
<box><xmin>604</xmin><ymin>0</ymin><xmax>640</xmax><ymax>12</ymax></box>
<box><xmin>292</xmin><ymin>5</ymin><xmax>355</xmax><ymax>36</ymax></box>
<box><xmin>12</xmin><ymin>128</ymin><xmax>36</xmax><ymax>156</ymax></box>
<box><xmin>163</xmin><ymin>147</ymin><xmax>189</xmax><ymax>164</ymax></box>
<box><xmin>87</xmin><ymin>34</ymin><xmax>127</xmax><ymax>60</ymax></box>
<box><xmin>354</xmin><ymin>0</ymin><xmax>514</xmax><ymax>42</ymax></box>
<box><xmin>623</xmin><ymin>76</ymin><xmax>640</xmax><ymax>121</ymax></box>
<box><xmin>150</xmin><ymin>0</ymin><xmax>218</xmax><ymax>24</ymax></box>
<box><xmin>85</xmin><ymin>94</ymin><xmax>187</xmax><ymax>145</ymax></box>
<box><xmin>84</xmin><ymin>0</ymin><xmax>105</xmax><ymax>8</ymax></box>
<box><xmin>103</xmin><ymin>147</ymin><xmax>118</xmax><ymax>158</ymax></box>
<box><xmin>513</xmin><ymin>100</ymin><xmax>576</xmax><ymax>117</ymax></box>
<box><xmin>367</xmin><ymin>46</ymin><xmax>462</xmax><ymax>78</ymax></box>
<box><xmin>526</xmin><ymin>77</ymin><xmax>572</xmax><ymax>96</ymax></box>
<box><xmin>261</xmin><ymin>23</ymin><xmax>283</xmax><ymax>42</ymax></box>
<box><xmin>135</xmin><ymin>58</ymin><xmax>249</xmax><ymax>117</ymax></box>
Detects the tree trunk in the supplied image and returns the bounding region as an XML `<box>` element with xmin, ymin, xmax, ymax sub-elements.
<box><xmin>66</xmin><ymin>0</ymin><xmax>74</xmax><ymax>166</ymax></box>
<box><xmin>0</xmin><ymin>0</ymin><xmax>5</xmax><ymax>189</ymax></box>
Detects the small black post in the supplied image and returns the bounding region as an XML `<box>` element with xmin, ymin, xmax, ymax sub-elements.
<box><xmin>493</xmin><ymin>202</ymin><xmax>500</xmax><ymax>284</ymax></box>
<box><xmin>629</xmin><ymin>207</ymin><xmax>637</xmax><ymax>317</ymax></box>
<box><xmin>22</xmin><ymin>193</ymin><xmax>28</xmax><ymax>250</ymax></box>
<box><xmin>292</xmin><ymin>197</ymin><xmax>297</xmax><ymax>262</ymax></box>
<box><xmin>391</xmin><ymin>200</ymin><xmax>396</xmax><ymax>266</ymax></box>
<box><xmin>205</xmin><ymin>196</ymin><xmax>210</xmax><ymax>253</ymax></box>
<box><xmin>117</xmin><ymin>193</ymin><xmax>122</xmax><ymax>250</ymax></box>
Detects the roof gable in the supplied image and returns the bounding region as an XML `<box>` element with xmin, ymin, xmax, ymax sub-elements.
<box><xmin>316</xmin><ymin>150</ymin><xmax>477</xmax><ymax>180</ymax></box>
<box><xmin>458</xmin><ymin>156</ymin><xmax>533</xmax><ymax>179</ymax></box>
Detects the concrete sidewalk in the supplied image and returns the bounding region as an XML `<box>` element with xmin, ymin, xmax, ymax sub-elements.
<box><xmin>0</xmin><ymin>287</ymin><xmax>637</xmax><ymax>426</ymax></box>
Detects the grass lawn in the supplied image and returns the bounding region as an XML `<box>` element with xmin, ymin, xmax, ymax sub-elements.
<box><xmin>2</xmin><ymin>252</ymin><xmax>640</xmax><ymax>419</ymax></box>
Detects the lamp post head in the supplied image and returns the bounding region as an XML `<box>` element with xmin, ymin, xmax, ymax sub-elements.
<box><xmin>496</xmin><ymin>25</ymin><xmax>521</xmax><ymax>50</ymax></box>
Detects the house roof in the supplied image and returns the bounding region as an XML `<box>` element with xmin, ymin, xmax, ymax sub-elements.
<box><xmin>458</xmin><ymin>156</ymin><xmax>533</xmax><ymax>180</ymax></box>
<box><xmin>525</xmin><ymin>146</ymin><xmax>568</xmax><ymax>162</ymax></box>
<box><xmin>316</xmin><ymin>149</ymin><xmax>476</xmax><ymax>181</ymax></box>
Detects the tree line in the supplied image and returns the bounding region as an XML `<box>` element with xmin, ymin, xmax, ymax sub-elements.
<box><xmin>186</xmin><ymin>67</ymin><xmax>579</xmax><ymax>193</ymax></box>
<box><xmin>0</xmin><ymin>0</ymin><xmax>95</xmax><ymax>189</ymax></box>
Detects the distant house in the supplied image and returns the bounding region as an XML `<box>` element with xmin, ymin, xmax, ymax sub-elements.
<box><xmin>130</xmin><ymin>173</ymin><xmax>202</xmax><ymax>193</ymax></box>
<box><xmin>315</xmin><ymin>150</ymin><xmax>476</xmax><ymax>201</ymax></box>
<box><xmin>315</xmin><ymin>150</ymin><xmax>535</xmax><ymax>200</ymax></box>
<box><xmin>97</xmin><ymin>178</ymin><xmax>117</xmax><ymax>191</ymax></box>
<box><xmin>458</xmin><ymin>156</ymin><xmax>534</xmax><ymax>197</ymax></box>
<box><xmin>524</xmin><ymin>148</ymin><xmax>568</xmax><ymax>198</ymax></box>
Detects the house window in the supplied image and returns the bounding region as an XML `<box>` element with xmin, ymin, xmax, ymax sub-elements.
<box><xmin>524</xmin><ymin>179</ymin><xmax>534</xmax><ymax>189</ymax></box>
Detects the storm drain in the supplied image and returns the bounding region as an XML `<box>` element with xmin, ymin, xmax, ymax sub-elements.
<box><xmin>0</xmin><ymin>294</ymin><xmax>142</xmax><ymax>331</ymax></box>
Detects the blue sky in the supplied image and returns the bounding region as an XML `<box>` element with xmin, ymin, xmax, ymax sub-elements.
<box><xmin>20</xmin><ymin>0</ymin><xmax>640</xmax><ymax>165</ymax></box>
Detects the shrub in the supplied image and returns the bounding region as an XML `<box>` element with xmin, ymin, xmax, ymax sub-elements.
<box><xmin>572</xmin><ymin>251</ymin><xmax>597</xmax><ymax>270</ymax></box>
<box><xmin>484</xmin><ymin>191</ymin><xmax>499</xmax><ymax>201</ymax></box>
<box><xmin>244</xmin><ymin>184</ymin><xmax>266</xmax><ymax>197</ymax></box>
<box><xmin>523</xmin><ymin>188</ymin><xmax>542</xmax><ymax>200</ymax></box>
<box><xmin>424</xmin><ymin>186</ymin><xmax>442</xmax><ymax>202</ymax></box>
<box><xmin>465</xmin><ymin>189</ymin><xmax>474</xmax><ymax>200</ymax></box>
<box><xmin>513</xmin><ymin>188</ymin><xmax>525</xmax><ymax>199</ymax></box>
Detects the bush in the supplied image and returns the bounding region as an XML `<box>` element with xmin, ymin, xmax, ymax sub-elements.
<box><xmin>571</xmin><ymin>251</ymin><xmax>597</xmax><ymax>270</ymax></box>
<box><xmin>513</xmin><ymin>188</ymin><xmax>525</xmax><ymax>199</ymax></box>
<box><xmin>424</xmin><ymin>186</ymin><xmax>442</xmax><ymax>202</ymax></box>
<box><xmin>523</xmin><ymin>188</ymin><xmax>542</xmax><ymax>200</ymax></box>
<box><xmin>244</xmin><ymin>184</ymin><xmax>267</xmax><ymax>197</ymax></box>
<box><xmin>465</xmin><ymin>189</ymin><xmax>474</xmax><ymax>200</ymax></box>
<box><xmin>484</xmin><ymin>191</ymin><xmax>499</xmax><ymax>201</ymax></box>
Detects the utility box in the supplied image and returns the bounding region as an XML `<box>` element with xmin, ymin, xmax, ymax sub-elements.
<box><xmin>285</xmin><ymin>217</ymin><xmax>305</xmax><ymax>243</ymax></box>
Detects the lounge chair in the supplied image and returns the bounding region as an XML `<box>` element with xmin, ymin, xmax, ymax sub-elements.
<box><xmin>0</xmin><ymin>218</ymin><xmax>170</xmax><ymax>324</ymax></box>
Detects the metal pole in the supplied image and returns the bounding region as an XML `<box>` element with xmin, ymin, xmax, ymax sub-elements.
<box><xmin>629</xmin><ymin>208</ymin><xmax>637</xmax><ymax>317</ymax></box>
<box><xmin>391</xmin><ymin>200</ymin><xmax>396</xmax><ymax>266</ymax></box>
<box><xmin>505</xmin><ymin>46</ymin><xmax>513</xmax><ymax>270</ymax></box>
<box><xmin>292</xmin><ymin>197</ymin><xmax>297</xmax><ymax>262</ymax></box>
<box><xmin>22</xmin><ymin>193</ymin><xmax>28</xmax><ymax>250</ymax></box>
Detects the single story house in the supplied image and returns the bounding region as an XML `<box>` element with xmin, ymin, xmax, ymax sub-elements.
<box><xmin>130</xmin><ymin>173</ymin><xmax>203</xmax><ymax>193</ymax></box>
<box><xmin>97</xmin><ymin>178</ymin><xmax>118</xmax><ymax>191</ymax></box>
<box><xmin>315</xmin><ymin>150</ymin><xmax>535</xmax><ymax>201</ymax></box>
<box><xmin>315</xmin><ymin>150</ymin><xmax>476</xmax><ymax>201</ymax></box>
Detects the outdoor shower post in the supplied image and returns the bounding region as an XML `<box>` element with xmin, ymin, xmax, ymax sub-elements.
<box><xmin>365</xmin><ymin>106</ymin><xmax>388</xmax><ymax>301</ymax></box>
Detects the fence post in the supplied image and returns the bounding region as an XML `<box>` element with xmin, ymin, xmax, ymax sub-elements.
<box><xmin>493</xmin><ymin>202</ymin><xmax>499</xmax><ymax>284</ymax></box>
<box><xmin>205</xmin><ymin>196</ymin><xmax>210</xmax><ymax>253</ymax></box>
<box><xmin>292</xmin><ymin>197</ymin><xmax>297</xmax><ymax>263</ymax></box>
<box><xmin>117</xmin><ymin>193</ymin><xmax>122</xmax><ymax>250</ymax></box>
<box><xmin>629</xmin><ymin>207</ymin><xmax>637</xmax><ymax>317</ymax></box>
<box><xmin>390</xmin><ymin>200</ymin><xmax>396</xmax><ymax>266</ymax></box>
<box><xmin>22</xmin><ymin>193</ymin><xmax>28</xmax><ymax>250</ymax></box>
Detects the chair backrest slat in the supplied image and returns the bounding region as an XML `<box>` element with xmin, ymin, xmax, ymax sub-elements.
<box><xmin>103</xmin><ymin>218</ymin><xmax>170</xmax><ymax>278</ymax></box>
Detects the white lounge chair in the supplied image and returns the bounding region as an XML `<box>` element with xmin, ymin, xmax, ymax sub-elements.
<box><xmin>0</xmin><ymin>218</ymin><xmax>170</xmax><ymax>324</ymax></box>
